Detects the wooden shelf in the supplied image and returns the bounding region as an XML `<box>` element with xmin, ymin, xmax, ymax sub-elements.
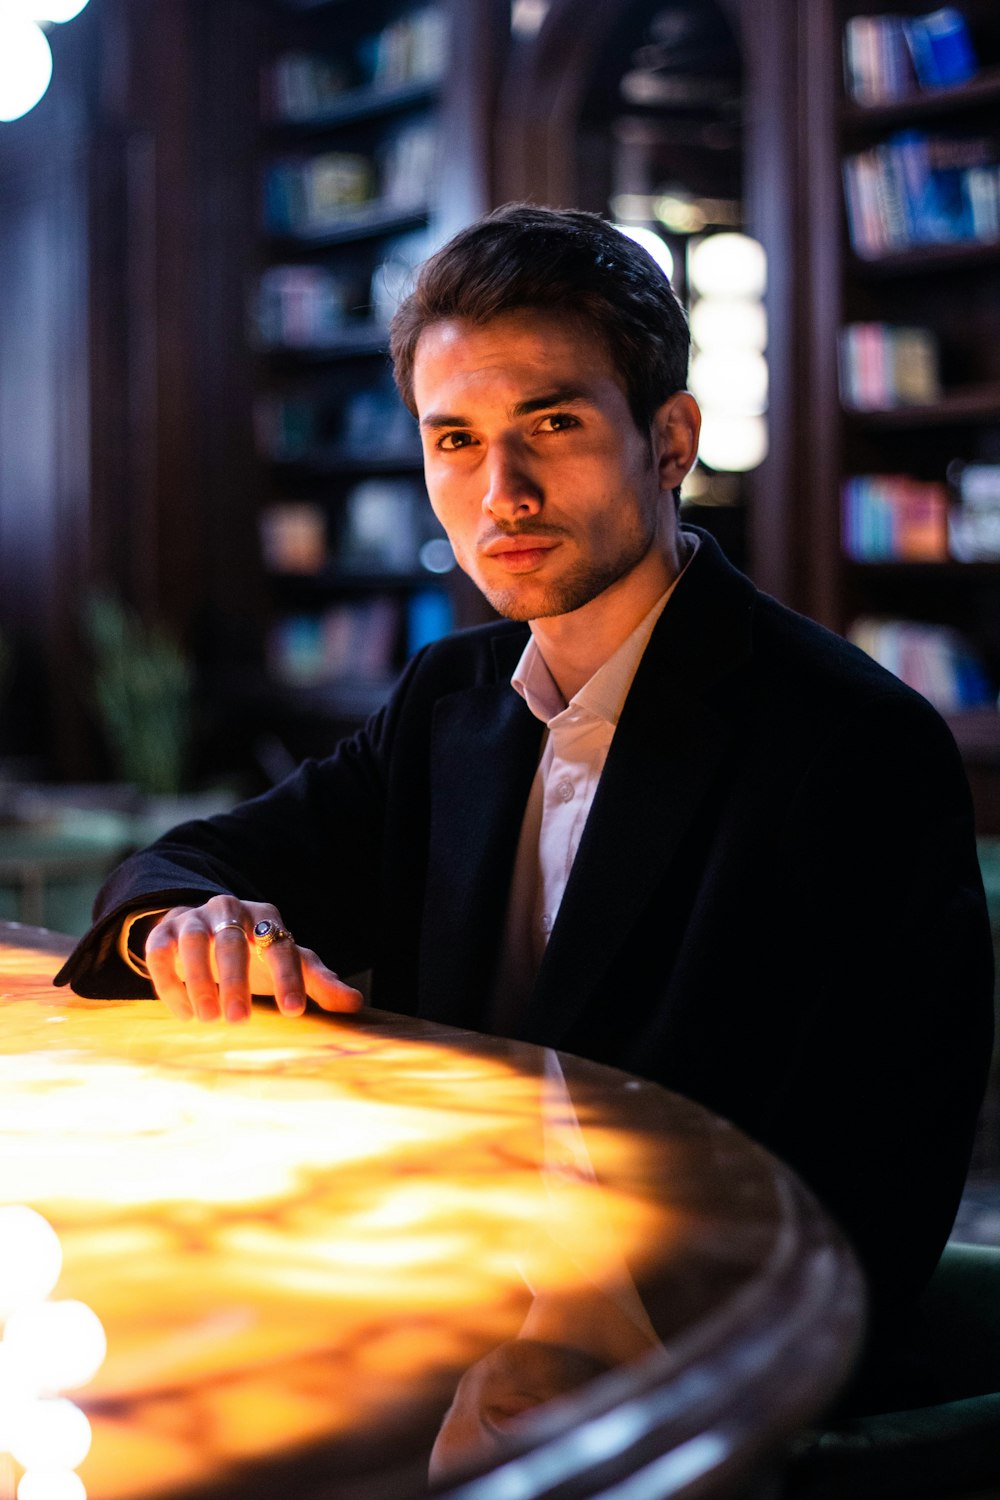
<box><xmin>850</xmin><ymin>238</ymin><xmax>1000</xmax><ymax>276</ymax></box>
<box><xmin>258</xmin><ymin>325</ymin><xmax>389</xmax><ymax>363</ymax></box>
<box><xmin>844</xmin><ymin>382</ymin><xmax>1000</xmax><ymax>428</ymax></box>
<box><xmin>267</xmin><ymin>451</ymin><xmax>422</xmax><ymax>477</ymax></box>
<box><xmin>946</xmin><ymin>709</ymin><xmax>1000</xmax><ymax>764</ymax></box>
<box><xmin>276</xmin><ymin>0</ymin><xmax>354</xmax><ymax>10</ymax></box>
<box><xmin>265</xmin><ymin>203</ymin><xmax>429</xmax><ymax>253</ymax></box>
<box><xmin>844</xmin><ymin>560</ymin><xmax>1000</xmax><ymax>579</ymax></box>
<box><xmin>841</xmin><ymin>64</ymin><xmax>1000</xmax><ymax>130</ymax></box>
<box><xmin>250</xmin><ymin>0</ymin><xmax>498</xmax><ymax>737</ymax></box>
<box><xmin>268</xmin><ymin>569</ymin><xmax>447</xmax><ymax>596</ymax></box>
<box><xmin>264</xmin><ymin>676</ymin><xmax>396</xmax><ymax>721</ymax></box>
<box><xmin>265</xmin><ymin>79</ymin><xmax>440</xmax><ymax>134</ymax></box>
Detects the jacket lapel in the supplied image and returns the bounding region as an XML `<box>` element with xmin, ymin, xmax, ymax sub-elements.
<box><xmin>521</xmin><ymin>532</ymin><xmax>757</xmax><ymax>1046</ymax></box>
<box><xmin>417</xmin><ymin>630</ymin><xmax>542</xmax><ymax>1026</ymax></box>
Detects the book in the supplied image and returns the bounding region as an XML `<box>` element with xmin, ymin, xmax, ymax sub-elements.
<box><xmin>264</xmin><ymin>153</ymin><xmax>374</xmax><ymax>236</ymax></box>
<box><xmin>843</xmin><ymin>131</ymin><xmax>1000</xmax><ymax>255</ymax></box>
<box><xmin>338</xmin><ymin>479</ymin><xmax>431</xmax><ymax>575</ymax></box>
<box><xmin>360</xmin><ymin>6</ymin><xmax>449</xmax><ymax>90</ymax></box>
<box><xmin>406</xmin><ymin>588</ymin><xmax>453</xmax><ymax>655</ymax></box>
<box><xmin>259</xmin><ymin>502</ymin><xmax>327</xmax><ymax>574</ymax></box>
<box><xmin>842</xmin><ymin>474</ymin><xmax>949</xmax><ymax>560</ymax></box>
<box><xmin>903</xmin><ymin>8</ymin><xmax>978</xmax><ymax>89</ymax></box>
<box><xmin>379</xmin><ymin>119</ymin><xmax>439</xmax><ymax>211</ymax></box>
<box><xmin>848</xmin><ymin>616</ymin><xmax>993</xmax><ymax>711</ymax></box>
<box><xmin>254</xmin><ymin>264</ymin><xmax>355</xmax><ymax>348</ymax></box>
<box><xmin>265</xmin><ymin>51</ymin><xmax>352</xmax><ymax>121</ymax></box>
<box><xmin>268</xmin><ymin>597</ymin><xmax>401</xmax><ymax>686</ymax></box>
<box><xmin>370</xmin><ymin>228</ymin><xmax>435</xmax><ymax>326</ymax></box>
<box><xmin>839</xmin><ymin>322</ymin><xmax>941</xmax><ymax>408</ymax></box>
<box><xmin>947</xmin><ymin>463</ymin><xmax>1000</xmax><ymax>560</ymax></box>
<box><xmin>265</xmin><ymin>8</ymin><xmax>448</xmax><ymax>122</ymax></box>
<box><xmin>844</xmin><ymin>14</ymin><xmax>918</xmax><ymax>104</ymax></box>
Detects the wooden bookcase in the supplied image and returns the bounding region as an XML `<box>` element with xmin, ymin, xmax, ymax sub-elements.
<box><xmin>797</xmin><ymin>0</ymin><xmax>1000</xmax><ymax>829</ymax></box>
<box><xmin>248</xmin><ymin>0</ymin><xmax>500</xmax><ymax>751</ymax></box>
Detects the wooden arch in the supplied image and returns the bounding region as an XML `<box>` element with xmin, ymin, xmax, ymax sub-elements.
<box><xmin>495</xmin><ymin>0</ymin><xmax>745</xmax><ymax>208</ymax></box>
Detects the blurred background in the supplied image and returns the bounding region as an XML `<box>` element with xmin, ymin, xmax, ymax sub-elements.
<box><xmin>1</xmin><ymin>4</ymin><xmax>1000</xmax><ymax>1205</ymax></box>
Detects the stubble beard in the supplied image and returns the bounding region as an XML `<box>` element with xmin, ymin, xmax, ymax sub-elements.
<box><xmin>477</xmin><ymin>529</ymin><xmax>656</xmax><ymax>622</ymax></box>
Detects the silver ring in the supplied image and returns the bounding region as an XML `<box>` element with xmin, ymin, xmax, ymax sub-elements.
<box><xmin>253</xmin><ymin>919</ymin><xmax>294</xmax><ymax>951</ymax></box>
<box><xmin>212</xmin><ymin>919</ymin><xmax>247</xmax><ymax>937</ymax></box>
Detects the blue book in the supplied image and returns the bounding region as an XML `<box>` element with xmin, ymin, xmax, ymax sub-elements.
<box><xmin>406</xmin><ymin>589</ymin><xmax>453</xmax><ymax>656</ymax></box>
<box><xmin>891</xmin><ymin>130</ymin><xmax>959</xmax><ymax>243</ymax></box>
<box><xmin>904</xmin><ymin>8</ymin><xmax>978</xmax><ymax>89</ymax></box>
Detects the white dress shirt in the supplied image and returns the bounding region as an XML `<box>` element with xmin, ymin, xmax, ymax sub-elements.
<box><xmin>489</xmin><ymin>535</ymin><xmax>698</xmax><ymax>1031</ymax></box>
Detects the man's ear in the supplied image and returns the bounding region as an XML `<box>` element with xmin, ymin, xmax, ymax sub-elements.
<box><xmin>651</xmin><ymin>392</ymin><xmax>701</xmax><ymax>493</ymax></box>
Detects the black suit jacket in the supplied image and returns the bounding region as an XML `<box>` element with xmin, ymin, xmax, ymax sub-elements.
<box><xmin>57</xmin><ymin>530</ymin><xmax>994</xmax><ymax>1368</ymax></box>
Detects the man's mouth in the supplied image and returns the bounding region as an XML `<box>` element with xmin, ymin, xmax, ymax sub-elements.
<box><xmin>481</xmin><ymin>534</ymin><xmax>561</xmax><ymax>562</ymax></box>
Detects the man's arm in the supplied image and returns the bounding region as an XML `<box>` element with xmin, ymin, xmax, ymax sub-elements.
<box><xmin>761</xmin><ymin>692</ymin><xmax>993</xmax><ymax>1347</ymax></box>
<box><xmin>55</xmin><ymin>695</ymin><xmax>398</xmax><ymax>1010</ymax></box>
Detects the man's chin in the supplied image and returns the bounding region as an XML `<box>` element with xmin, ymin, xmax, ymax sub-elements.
<box><xmin>480</xmin><ymin>574</ymin><xmax>618</xmax><ymax>623</ymax></box>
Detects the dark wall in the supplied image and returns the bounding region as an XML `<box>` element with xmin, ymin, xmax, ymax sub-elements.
<box><xmin>0</xmin><ymin>1</ymin><xmax>263</xmax><ymax>779</ymax></box>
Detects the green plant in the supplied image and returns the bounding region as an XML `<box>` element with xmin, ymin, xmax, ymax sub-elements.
<box><xmin>85</xmin><ymin>595</ymin><xmax>193</xmax><ymax>797</ymax></box>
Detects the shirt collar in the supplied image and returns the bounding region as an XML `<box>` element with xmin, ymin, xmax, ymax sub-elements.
<box><xmin>512</xmin><ymin>530</ymin><xmax>699</xmax><ymax>728</ymax></box>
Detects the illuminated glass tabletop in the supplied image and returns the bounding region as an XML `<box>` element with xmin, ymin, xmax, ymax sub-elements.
<box><xmin>0</xmin><ymin>923</ymin><xmax>863</xmax><ymax>1500</ymax></box>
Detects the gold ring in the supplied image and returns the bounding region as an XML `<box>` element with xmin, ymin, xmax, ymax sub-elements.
<box><xmin>253</xmin><ymin>919</ymin><xmax>294</xmax><ymax>951</ymax></box>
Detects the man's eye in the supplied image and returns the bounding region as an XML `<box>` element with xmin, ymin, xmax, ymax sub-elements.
<box><xmin>437</xmin><ymin>431</ymin><xmax>476</xmax><ymax>451</ymax></box>
<box><xmin>536</xmin><ymin>413</ymin><xmax>580</xmax><ymax>433</ymax></box>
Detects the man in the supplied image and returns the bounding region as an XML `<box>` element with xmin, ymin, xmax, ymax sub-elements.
<box><xmin>57</xmin><ymin>205</ymin><xmax>993</xmax><ymax>1408</ymax></box>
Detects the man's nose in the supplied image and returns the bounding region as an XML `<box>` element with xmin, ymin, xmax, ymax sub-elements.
<box><xmin>482</xmin><ymin>440</ymin><xmax>542</xmax><ymax>520</ymax></box>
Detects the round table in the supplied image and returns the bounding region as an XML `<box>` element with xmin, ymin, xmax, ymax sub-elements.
<box><xmin>0</xmin><ymin>923</ymin><xmax>863</xmax><ymax>1500</ymax></box>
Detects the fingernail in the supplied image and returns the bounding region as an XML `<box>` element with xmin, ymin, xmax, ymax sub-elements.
<box><xmin>283</xmin><ymin>993</ymin><xmax>306</xmax><ymax>1016</ymax></box>
<box><xmin>226</xmin><ymin>999</ymin><xmax>250</xmax><ymax>1023</ymax></box>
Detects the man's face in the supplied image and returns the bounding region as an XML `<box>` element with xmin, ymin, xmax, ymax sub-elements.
<box><xmin>412</xmin><ymin>311</ymin><xmax>671</xmax><ymax>622</ymax></box>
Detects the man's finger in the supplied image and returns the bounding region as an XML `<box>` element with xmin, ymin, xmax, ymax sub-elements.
<box><xmin>177</xmin><ymin>922</ymin><xmax>222</xmax><ymax>1022</ymax></box>
<box><xmin>213</xmin><ymin>919</ymin><xmax>252</xmax><ymax>1022</ymax></box>
<box><xmin>145</xmin><ymin>924</ymin><xmax>194</xmax><ymax>1021</ymax></box>
<box><xmin>255</xmin><ymin>935</ymin><xmax>308</xmax><ymax>1016</ymax></box>
<box><xmin>300</xmin><ymin>950</ymin><xmax>364</xmax><ymax>1013</ymax></box>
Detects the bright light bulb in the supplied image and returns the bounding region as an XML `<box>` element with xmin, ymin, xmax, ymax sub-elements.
<box><xmin>616</xmin><ymin>225</ymin><xmax>675</xmax><ymax>281</ymax></box>
<box><xmin>4</xmin><ymin>1300</ymin><xmax>107</xmax><ymax>1392</ymax></box>
<box><xmin>698</xmin><ymin>413</ymin><xmax>769</xmax><ymax>473</ymax></box>
<box><xmin>17</xmin><ymin>1468</ymin><xmax>87</xmax><ymax>1500</ymax></box>
<box><xmin>690</xmin><ymin>350</ymin><xmax>769</xmax><ymax>417</ymax></box>
<box><xmin>7</xmin><ymin>1</ymin><xmax>91</xmax><ymax>21</ymax></box>
<box><xmin>0</xmin><ymin>15</ymin><xmax>53</xmax><ymax>122</ymax></box>
<box><xmin>0</xmin><ymin>1207</ymin><xmax>62</xmax><ymax>1318</ymax></box>
<box><xmin>688</xmin><ymin>233</ymin><xmax>767</xmax><ymax>299</ymax></box>
<box><xmin>690</xmin><ymin>298</ymin><xmax>767</xmax><ymax>353</ymax></box>
<box><xmin>9</xmin><ymin>1399</ymin><xmax>92</xmax><ymax>1471</ymax></box>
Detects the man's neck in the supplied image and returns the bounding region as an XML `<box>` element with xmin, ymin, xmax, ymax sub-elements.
<box><xmin>529</xmin><ymin>533</ymin><xmax>687</xmax><ymax>702</ymax></box>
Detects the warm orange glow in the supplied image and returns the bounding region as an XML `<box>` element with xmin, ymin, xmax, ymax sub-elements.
<box><xmin>0</xmin><ymin>943</ymin><xmax>670</xmax><ymax>1500</ymax></box>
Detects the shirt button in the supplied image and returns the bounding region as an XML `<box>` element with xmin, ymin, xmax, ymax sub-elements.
<box><xmin>541</xmin><ymin>913</ymin><xmax>553</xmax><ymax>933</ymax></box>
<box><xmin>555</xmin><ymin>779</ymin><xmax>574</xmax><ymax>803</ymax></box>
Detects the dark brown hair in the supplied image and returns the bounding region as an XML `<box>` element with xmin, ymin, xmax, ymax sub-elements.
<box><xmin>389</xmin><ymin>203</ymin><xmax>690</xmax><ymax>436</ymax></box>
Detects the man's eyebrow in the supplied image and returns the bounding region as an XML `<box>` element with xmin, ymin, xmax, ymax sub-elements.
<box><xmin>420</xmin><ymin>411</ymin><xmax>471</xmax><ymax>430</ymax></box>
<box><xmin>511</xmin><ymin>387</ymin><xmax>593</xmax><ymax>418</ymax></box>
<box><xmin>420</xmin><ymin>387</ymin><xmax>595</xmax><ymax>430</ymax></box>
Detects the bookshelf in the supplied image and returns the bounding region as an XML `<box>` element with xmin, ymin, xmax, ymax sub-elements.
<box><xmin>799</xmin><ymin>0</ymin><xmax>1000</xmax><ymax>828</ymax></box>
<box><xmin>251</xmin><ymin>0</ymin><xmax>497</xmax><ymax>744</ymax></box>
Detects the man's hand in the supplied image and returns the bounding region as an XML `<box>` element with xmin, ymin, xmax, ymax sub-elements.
<box><xmin>143</xmin><ymin>896</ymin><xmax>364</xmax><ymax>1023</ymax></box>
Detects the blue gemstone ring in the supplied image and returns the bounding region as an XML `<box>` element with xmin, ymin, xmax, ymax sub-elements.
<box><xmin>252</xmin><ymin>919</ymin><xmax>294</xmax><ymax>951</ymax></box>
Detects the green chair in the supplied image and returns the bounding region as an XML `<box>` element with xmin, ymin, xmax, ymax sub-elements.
<box><xmin>784</xmin><ymin>1242</ymin><xmax>1000</xmax><ymax>1499</ymax></box>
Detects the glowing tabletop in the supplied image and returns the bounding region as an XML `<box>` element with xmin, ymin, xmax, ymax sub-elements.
<box><xmin>0</xmin><ymin>924</ymin><xmax>863</xmax><ymax>1500</ymax></box>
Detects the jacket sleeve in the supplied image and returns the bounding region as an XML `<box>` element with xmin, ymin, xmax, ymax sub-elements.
<box><xmin>759</xmin><ymin>690</ymin><xmax>994</xmax><ymax>1343</ymax></box>
<box><xmin>53</xmin><ymin>646</ymin><xmax>431</xmax><ymax>999</ymax></box>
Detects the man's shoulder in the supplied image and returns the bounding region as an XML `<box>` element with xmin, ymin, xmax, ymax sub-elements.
<box><xmin>667</xmin><ymin>530</ymin><xmax>948</xmax><ymax>739</ymax></box>
<box><xmin>751</xmin><ymin>586</ymin><xmax>958</xmax><ymax>752</ymax></box>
